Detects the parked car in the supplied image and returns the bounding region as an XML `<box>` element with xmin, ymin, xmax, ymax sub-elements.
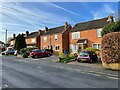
<box><xmin>77</xmin><ymin>50</ymin><xmax>98</xmax><ymax>63</ymax></box>
<box><xmin>1</xmin><ymin>49</ymin><xmax>15</xmax><ymax>55</ymax></box>
<box><xmin>29</xmin><ymin>49</ymin><xmax>51</xmax><ymax>58</ymax></box>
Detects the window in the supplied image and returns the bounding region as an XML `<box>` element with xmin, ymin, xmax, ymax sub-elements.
<box><xmin>97</xmin><ymin>29</ymin><xmax>102</xmax><ymax>38</ymax></box>
<box><xmin>71</xmin><ymin>44</ymin><xmax>78</xmax><ymax>52</ymax></box>
<box><xmin>72</xmin><ymin>32</ymin><xmax>80</xmax><ymax>39</ymax></box>
<box><xmin>54</xmin><ymin>35</ymin><xmax>58</xmax><ymax>41</ymax></box>
<box><xmin>32</xmin><ymin>38</ymin><xmax>36</xmax><ymax>43</ymax></box>
<box><xmin>92</xmin><ymin>44</ymin><xmax>101</xmax><ymax>49</ymax></box>
<box><xmin>44</xmin><ymin>37</ymin><xmax>47</xmax><ymax>42</ymax></box>
<box><xmin>55</xmin><ymin>45</ymin><xmax>60</xmax><ymax>50</ymax></box>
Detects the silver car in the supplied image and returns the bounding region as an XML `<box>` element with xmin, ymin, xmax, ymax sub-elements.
<box><xmin>1</xmin><ymin>49</ymin><xmax>15</xmax><ymax>55</ymax></box>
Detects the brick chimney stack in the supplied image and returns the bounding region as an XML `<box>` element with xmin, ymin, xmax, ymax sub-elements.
<box><xmin>64</xmin><ymin>22</ymin><xmax>68</xmax><ymax>29</ymax></box>
<box><xmin>45</xmin><ymin>26</ymin><xmax>48</xmax><ymax>32</ymax></box>
<box><xmin>13</xmin><ymin>34</ymin><xmax>16</xmax><ymax>39</ymax></box>
<box><xmin>26</xmin><ymin>31</ymin><xmax>29</xmax><ymax>37</ymax></box>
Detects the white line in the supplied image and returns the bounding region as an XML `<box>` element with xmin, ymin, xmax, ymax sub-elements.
<box><xmin>4</xmin><ymin>84</ymin><xmax>8</xmax><ymax>88</ymax></box>
<box><xmin>108</xmin><ymin>76</ymin><xmax>118</xmax><ymax>80</ymax></box>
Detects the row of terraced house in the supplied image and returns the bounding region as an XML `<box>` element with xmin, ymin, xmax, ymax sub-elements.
<box><xmin>9</xmin><ymin>16</ymin><xmax>114</xmax><ymax>54</ymax></box>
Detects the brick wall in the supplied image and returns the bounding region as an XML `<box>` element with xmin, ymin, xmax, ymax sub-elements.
<box><xmin>69</xmin><ymin>29</ymin><xmax>102</xmax><ymax>49</ymax></box>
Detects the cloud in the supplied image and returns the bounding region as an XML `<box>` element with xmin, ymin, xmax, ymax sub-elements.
<box><xmin>46</xmin><ymin>2</ymin><xmax>80</xmax><ymax>16</ymax></box>
<box><xmin>90</xmin><ymin>4</ymin><xmax>115</xmax><ymax>19</ymax></box>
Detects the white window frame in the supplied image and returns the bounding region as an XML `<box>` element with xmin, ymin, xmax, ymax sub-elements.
<box><xmin>44</xmin><ymin>37</ymin><xmax>47</xmax><ymax>42</ymax></box>
<box><xmin>54</xmin><ymin>35</ymin><xmax>58</xmax><ymax>41</ymax></box>
<box><xmin>55</xmin><ymin>45</ymin><xmax>60</xmax><ymax>51</ymax></box>
<box><xmin>71</xmin><ymin>44</ymin><xmax>78</xmax><ymax>52</ymax></box>
<box><xmin>92</xmin><ymin>43</ymin><xmax>101</xmax><ymax>49</ymax></box>
<box><xmin>97</xmin><ymin>28</ymin><xmax>102</xmax><ymax>38</ymax></box>
<box><xmin>72</xmin><ymin>32</ymin><xmax>80</xmax><ymax>39</ymax></box>
<box><xmin>31</xmin><ymin>38</ymin><xmax>36</xmax><ymax>43</ymax></box>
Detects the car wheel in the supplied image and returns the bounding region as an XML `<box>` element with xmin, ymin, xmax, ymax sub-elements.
<box><xmin>77</xmin><ymin>60</ymin><xmax>80</xmax><ymax>62</ymax></box>
<box><xmin>47</xmin><ymin>54</ymin><xmax>50</xmax><ymax>57</ymax></box>
<box><xmin>34</xmin><ymin>55</ymin><xmax>38</xmax><ymax>58</ymax></box>
<box><xmin>90</xmin><ymin>59</ymin><xmax>93</xmax><ymax>63</ymax></box>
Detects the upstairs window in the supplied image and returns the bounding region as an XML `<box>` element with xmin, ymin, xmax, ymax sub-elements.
<box><xmin>72</xmin><ymin>32</ymin><xmax>80</xmax><ymax>39</ymax></box>
<box><xmin>97</xmin><ymin>29</ymin><xmax>102</xmax><ymax>38</ymax></box>
<box><xmin>32</xmin><ymin>38</ymin><xmax>36</xmax><ymax>43</ymax></box>
<box><xmin>54</xmin><ymin>35</ymin><xmax>58</xmax><ymax>41</ymax></box>
<box><xmin>44</xmin><ymin>37</ymin><xmax>47</xmax><ymax>42</ymax></box>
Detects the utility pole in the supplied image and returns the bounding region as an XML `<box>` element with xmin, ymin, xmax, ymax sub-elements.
<box><xmin>5</xmin><ymin>29</ymin><xmax>7</xmax><ymax>44</ymax></box>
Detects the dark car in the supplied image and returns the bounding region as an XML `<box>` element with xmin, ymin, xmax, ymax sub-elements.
<box><xmin>1</xmin><ymin>49</ymin><xmax>15</xmax><ymax>55</ymax></box>
<box><xmin>77</xmin><ymin>50</ymin><xmax>98</xmax><ymax>63</ymax></box>
<box><xmin>29</xmin><ymin>49</ymin><xmax>51</xmax><ymax>58</ymax></box>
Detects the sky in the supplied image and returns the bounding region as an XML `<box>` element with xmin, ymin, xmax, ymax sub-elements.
<box><xmin>0</xmin><ymin>1</ymin><xmax>118</xmax><ymax>43</ymax></box>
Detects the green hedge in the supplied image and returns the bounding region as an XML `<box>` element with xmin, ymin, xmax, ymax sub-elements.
<box><xmin>101</xmin><ymin>20</ymin><xmax>120</xmax><ymax>37</ymax></box>
<box><xmin>85</xmin><ymin>47</ymin><xmax>99</xmax><ymax>53</ymax></box>
<box><xmin>101</xmin><ymin>32</ymin><xmax>120</xmax><ymax>64</ymax></box>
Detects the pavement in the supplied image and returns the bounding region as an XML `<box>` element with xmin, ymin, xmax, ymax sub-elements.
<box><xmin>0</xmin><ymin>55</ymin><xmax>119</xmax><ymax>88</ymax></box>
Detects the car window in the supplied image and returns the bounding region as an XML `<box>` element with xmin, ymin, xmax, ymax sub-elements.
<box><xmin>41</xmin><ymin>50</ymin><xmax>45</xmax><ymax>52</ymax></box>
<box><xmin>80</xmin><ymin>51</ymin><xmax>89</xmax><ymax>56</ymax></box>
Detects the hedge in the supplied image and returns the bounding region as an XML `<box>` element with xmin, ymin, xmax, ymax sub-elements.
<box><xmin>101</xmin><ymin>32</ymin><xmax>120</xmax><ymax>64</ymax></box>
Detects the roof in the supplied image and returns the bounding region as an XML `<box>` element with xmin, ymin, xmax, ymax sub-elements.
<box><xmin>70</xmin><ymin>17</ymin><xmax>109</xmax><ymax>32</ymax></box>
<box><xmin>76</xmin><ymin>38</ymin><xmax>88</xmax><ymax>44</ymax></box>
<box><xmin>41</xmin><ymin>26</ymin><xmax>65</xmax><ymax>36</ymax></box>
<box><xmin>26</xmin><ymin>32</ymin><xmax>38</xmax><ymax>38</ymax></box>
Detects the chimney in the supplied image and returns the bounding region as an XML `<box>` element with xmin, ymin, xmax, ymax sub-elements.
<box><xmin>13</xmin><ymin>34</ymin><xmax>16</xmax><ymax>39</ymax></box>
<box><xmin>64</xmin><ymin>22</ymin><xmax>68</xmax><ymax>29</ymax></box>
<box><xmin>26</xmin><ymin>31</ymin><xmax>29</xmax><ymax>37</ymax></box>
<box><xmin>38</xmin><ymin>30</ymin><xmax>42</xmax><ymax>35</ymax></box>
<box><xmin>107</xmin><ymin>16</ymin><xmax>113</xmax><ymax>22</ymax></box>
<box><xmin>45</xmin><ymin>26</ymin><xmax>48</xmax><ymax>32</ymax></box>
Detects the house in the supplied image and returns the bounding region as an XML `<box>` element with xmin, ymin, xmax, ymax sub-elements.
<box><xmin>69</xmin><ymin>16</ymin><xmax>114</xmax><ymax>53</ymax></box>
<box><xmin>0</xmin><ymin>41</ymin><xmax>5</xmax><ymax>52</ymax></box>
<box><xmin>9</xmin><ymin>34</ymin><xmax>16</xmax><ymax>47</ymax></box>
<box><xmin>40</xmin><ymin>22</ymin><xmax>72</xmax><ymax>54</ymax></box>
<box><xmin>25</xmin><ymin>30</ymin><xmax>44</xmax><ymax>48</ymax></box>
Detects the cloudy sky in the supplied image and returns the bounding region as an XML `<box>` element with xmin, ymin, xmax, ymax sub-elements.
<box><xmin>0</xmin><ymin>1</ymin><xmax>118</xmax><ymax>42</ymax></box>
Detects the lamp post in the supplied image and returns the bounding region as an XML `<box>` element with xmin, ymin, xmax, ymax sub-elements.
<box><xmin>5</xmin><ymin>29</ymin><xmax>7</xmax><ymax>44</ymax></box>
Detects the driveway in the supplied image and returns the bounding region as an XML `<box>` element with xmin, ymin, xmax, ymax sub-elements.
<box><xmin>1</xmin><ymin>55</ymin><xmax>119</xmax><ymax>88</ymax></box>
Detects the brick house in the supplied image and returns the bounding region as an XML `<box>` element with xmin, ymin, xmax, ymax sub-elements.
<box><xmin>25</xmin><ymin>30</ymin><xmax>44</xmax><ymax>48</ymax></box>
<box><xmin>69</xmin><ymin>16</ymin><xmax>114</xmax><ymax>53</ymax></box>
<box><xmin>41</xmin><ymin>22</ymin><xmax>71</xmax><ymax>54</ymax></box>
<box><xmin>9</xmin><ymin>34</ymin><xmax>16</xmax><ymax>47</ymax></box>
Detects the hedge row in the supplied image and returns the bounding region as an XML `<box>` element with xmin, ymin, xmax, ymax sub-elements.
<box><xmin>101</xmin><ymin>32</ymin><xmax>120</xmax><ymax>64</ymax></box>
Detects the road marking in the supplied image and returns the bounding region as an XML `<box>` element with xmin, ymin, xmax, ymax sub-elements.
<box><xmin>108</xmin><ymin>76</ymin><xmax>118</xmax><ymax>80</ymax></box>
<box><xmin>53</xmin><ymin>65</ymin><xmax>118</xmax><ymax>79</ymax></box>
<box><xmin>4</xmin><ymin>84</ymin><xmax>8</xmax><ymax>88</ymax></box>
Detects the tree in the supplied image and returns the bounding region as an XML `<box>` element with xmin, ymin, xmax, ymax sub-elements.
<box><xmin>101</xmin><ymin>20</ymin><xmax>120</xmax><ymax>37</ymax></box>
<box><xmin>14</xmin><ymin>34</ymin><xmax>26</xmax><ymax>51</ymax></box>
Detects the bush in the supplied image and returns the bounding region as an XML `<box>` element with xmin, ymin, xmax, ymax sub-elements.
<box><xmin>85</xmin><ymin>47</ymin><xmax>99</xmax><ymax>53</ymax></box>
<box><xmin>22</xmin><ymin>52</ymin><xmax>29</xmax><ymax>58</ymax></box>
<box><xmin>20</xmin><ymin>47</ymin><xmax>38</xmax><ymax>55</ymax></box>
<box><xmin>101</xmin><ymin>20</ymin><xmax>120</xmax><ymax>37</ymax></box>
<box><xmin>101</xmin><ymin>32</ymin><xmax>120</xmax><ymax>64</ymax></box>
<box><xmin>59</xmin><ymin>52</ymin><xmax>67</xmax><ymax>59</ymax></box>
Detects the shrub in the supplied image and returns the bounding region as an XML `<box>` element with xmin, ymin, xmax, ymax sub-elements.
<box><xmin>59</xmin><ymin>52</ymin><xmax>67</xmax><ymax>59</ymax></box>
<box><xmin>20</xmin><ymin>48</ymin><xmax>26</xmax><ymax>54</ymax></box>
<box><xmin>22</xmin><ymin>52</ymin><xmax>29</xmax><ymax>58</ymax></box>
<box><xmin>101</xmin><ymin>20</ymin><xmax>120</xmax><ymax>37</ymax></box>
<box><xmin>101</xmin><ymin>32</ymin><xmax>120</xmax><ymax>64</ymax></box>
<box><xmin>85</xmin><ymin>47</ymin><xmax>99</xmax><ymax>53</ymax></box>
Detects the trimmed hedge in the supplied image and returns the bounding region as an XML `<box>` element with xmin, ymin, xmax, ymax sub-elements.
<box><xmin>101</xmin><ymin>32</ymin><xmax>120</xmax><ymax>64</ymax></box>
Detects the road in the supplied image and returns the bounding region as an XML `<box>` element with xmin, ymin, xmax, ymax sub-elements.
<box><xmin>0</xmin><ymin>55</ymin><xmax>119</xmax><ymax>88</ymax></box>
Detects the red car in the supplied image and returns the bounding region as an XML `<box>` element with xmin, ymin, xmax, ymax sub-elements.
<box><xmin>29</xmin><ymin>49</ymin><xmax>51</xmax><ymax>58</ymax></box>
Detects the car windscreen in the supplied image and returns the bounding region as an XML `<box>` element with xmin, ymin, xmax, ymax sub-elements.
<box><xmin>79</xmin><ymin>52</ymin><xmax>89</xmax><ymax>56</ymax></box>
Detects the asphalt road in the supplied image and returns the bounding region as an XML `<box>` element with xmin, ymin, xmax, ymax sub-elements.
<box><xmin>0</xmin><ymin>55</ymin><xmax>119</xmax><ymax>88</ymax></box>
